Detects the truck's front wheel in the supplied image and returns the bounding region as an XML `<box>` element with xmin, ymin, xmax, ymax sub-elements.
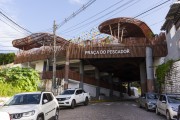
<box><xmin>84</xmin><ymin>97</ymin><xmax>89</xmax><ymax>106</ymax></box>
<box><xmin>71</xmin><ymin>100</ymin><xmax>76</xmax><ymax>109</ymax></box>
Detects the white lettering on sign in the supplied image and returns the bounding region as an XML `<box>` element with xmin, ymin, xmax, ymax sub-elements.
<box><xmin>85</xmin><ymin>49</ymin><xmax>130</xmax><ymax>55</ymax></box>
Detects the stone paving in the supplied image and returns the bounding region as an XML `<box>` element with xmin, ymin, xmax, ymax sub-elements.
<box><xmin>59</xmin><ymin>101</ymin><xmax>166</xmax><ymax>120</ymax></box>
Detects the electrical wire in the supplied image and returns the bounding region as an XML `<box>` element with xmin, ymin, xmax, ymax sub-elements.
<box><xmin>133</xmin><ymin>0</ymin><xmax>171</xmax><ymax>18</ymax></box>
<box><xmin>150</xmin><ymin>19</ymin><xmax>165</xmax><ymax>26</ymax></box>
<box><xmin>70</xmin><ymin>0</ymin><xmax>171</xmax><ymax>38</ymax></box>
<box><xmin>61</xmin><ymin>0</ymin><xmax>135</xmax><ymax>34</ymax></box>
<box><xmin>0</xmin><ymin>10</ymin><xmax>32</xmax><ymax>34</ymax></box>
<box><xmin>0</xmin><ymin>18</ymin><xmax>28</xmax><ymax>35</ymax></box>
<box><xmin>61</xmin><ymin>0</ymin><xmax>125</xmax><ymax>32</ymax></box>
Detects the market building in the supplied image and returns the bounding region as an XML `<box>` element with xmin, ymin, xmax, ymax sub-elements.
<box><xmin>12</xmin><ymin>17</ymin><xmax>167</xmax><ymax>97</ymax></box>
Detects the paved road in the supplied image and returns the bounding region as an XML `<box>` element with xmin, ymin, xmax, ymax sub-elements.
<box><xmin>59</xmin><ymin>101</ymin><xmax>166</xmax><ymax>120</ymax></box>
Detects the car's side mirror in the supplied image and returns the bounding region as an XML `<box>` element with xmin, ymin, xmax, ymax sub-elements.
<box><xmin>43</xmin><ymin>99</ymin><xmax>48</xmax><ymax>104</ymax></box>
<box><xmin>162</xmin><ymin>100</ymin><xmax>166</xmax><ymax>103</ymax></box>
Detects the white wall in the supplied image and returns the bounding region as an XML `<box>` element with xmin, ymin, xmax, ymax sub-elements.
<box><xmin>35</xmin><ymin>60</ymin><xmax>44</xmax><ymax>72</ymax></box>
<box><xmin>113</xmin><ymin>91</ymin><xmax>120</xmax><ymax>97</ymax></box>
<box><xmin>170</xmin><ymin>25</ymin><xmax>176</xmax><ymax>39</ymax></box>
<box><xmin>68</xmin><ymin>79</ymin><xmax>80</xmax><ymax>89</ymax></box>
<box><xmin>100</xmin><ymin>87</ymin><xmax>110</xmax><ymax>96</ymax></box>
<box><xmin>83</xmin><ymin>84</ymin><xmax>96</xmax><ymax>97</ymax></box>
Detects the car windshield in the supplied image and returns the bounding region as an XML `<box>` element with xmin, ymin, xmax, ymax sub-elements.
<box><xmin>61</xmin><ymin>90</ymin><xmax>75</xmax><ymax>95</ymax></box>
<box><xmin>167</xmin><ymin>96</ymin><xmax>180</xmax><ymax>104</ymax></box>
<box><xmin>4</xmin><ymin>94</ymin><xmax>41</xmax><ymax>106</ymax></box>
<box><xmin>147</xmin><ymin>93</ymin><xmax>158</xmax><ymax>99</ymax></box>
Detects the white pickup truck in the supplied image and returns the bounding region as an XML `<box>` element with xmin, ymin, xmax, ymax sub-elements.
<box><xmin>56</xmin><ymin>88</ymin><xmax>90</xmax><ymax>109</ymax></box>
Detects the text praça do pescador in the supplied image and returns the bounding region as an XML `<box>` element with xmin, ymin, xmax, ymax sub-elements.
<box><xmin>85</xmin><ymin>49</ymin><xmax>130</xmax><ymax>55</ymax></box>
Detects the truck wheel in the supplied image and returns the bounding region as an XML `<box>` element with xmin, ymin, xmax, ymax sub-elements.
<box><xmin>71</xmin><ymin>100</ymin><xmax>76</xmax><ymax>109</ymax></box>
<box><xmin>166</xmin><ymin>111</ymin><xmax>171</xmax><ymax>120</ymax></box>
<box><xmin>156</xmin><ymin>107</ymin><xmax>160</xmax><ymax>115</ymax></box>
<box><xmin>54</xmin><ymin>109</ymin><xmax>59</xmax><ymax>120</ymax></box>
<box><xmin>37</xmin><ymin>115</ymin><xmax>43</xmax><ymax>120</ymax></box>
<box><xmin>145</xmin><ymin>104</ymin><xmax>149</xmax><ymax>111</ymax></box>
<box><xmin>84</xmin><ymin>97</ymin><xmax>89</xmax><ymax>106</ymax></box>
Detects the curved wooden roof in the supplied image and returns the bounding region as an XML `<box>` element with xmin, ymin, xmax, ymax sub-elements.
<box><xmin>12</xmin><ymin>33</ymin><xmax>69</xmax><ymax>50</ymax></box>
<box><xmin>98</xmin><ymin>17</ymin><xmax>154</xmax><ymax>40</ymax></box>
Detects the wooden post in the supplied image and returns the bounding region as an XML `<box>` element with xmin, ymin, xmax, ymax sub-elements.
<box><xmin>120</xmin><ymin>28</ymin><xmax>124</xmax><ymax>43</ymax></box>
<box><xmin>109</xmin><ymin>25</ymin><xmax>113</xmax><ymax>36</ymax></box>
<box><xmin>64</xmin><ymin>46</ymin><xmax>70</xmax><ymax>90</ymax></box>
<box><xmin>118</xmin><ymin>22</ymin><xmax>120</xmax><ymax>39</ymax></box>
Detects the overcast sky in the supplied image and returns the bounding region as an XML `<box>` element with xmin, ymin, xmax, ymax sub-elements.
<box><xmin>0</xmin><ymin>0</ymin><xmax>176</xmax><ymax>52</ymax></box>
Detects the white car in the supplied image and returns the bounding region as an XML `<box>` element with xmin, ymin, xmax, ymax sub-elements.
<box><xmin>0</xmin><ymin>92</ymin><xmax>59</xmax><ymax>120</ymax></box>
<box><xmin>0</xmin><ymin>112</ymin><xmax>11</xmax><ymax>120</ymax></box>
<box><xmin>56</xmin><ymin>88</ymin><xmax>90</xmax><ymax>109</ymax></box>
<box><xmin>156</xmin><ymin>93</ymin><xmax>180</xmax><ymax>120</ymax></box>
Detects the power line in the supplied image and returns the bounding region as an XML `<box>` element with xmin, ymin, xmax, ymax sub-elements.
<box><xmin>138</xmin><ymin>2</ymin><xmax>171</xmax><ymax>19</ymax></box>
<box><xmin>57</xmin><ymin>0</ymin><xmax>96</xmax><ymax>29</ymax></box>
<box><xmin>0</xmin><ymin>10</ymin><xmax>32</xmax><ymax>34</ymax></box>
<box><xmin>150</xmin><ymin>19</ymin><xmax>165</xmax><ymax>26</ymax></box>
<box><xmin>0</xmin><ymin>18</ymin><xmax>28</xmax><ymax>35</ymax></box>
<box><xmin>134</xmin><ymin>0</ymin><xmax>171</xmax><ymax>18</ymax></box>
<box><xmin>62</xmin><ymin>0</ymin><xmax>140</xmax><ymax>38</ymax></box>
<box><xmin>61</xmin><ymin>0</ymin><xmax>125</xmax><ymax>32</ymax></box>
<box><xmin>62</xmin><ymin>0</ymin><xmax>135</xmax><ymax>34</ymax></box>
<box><xmin>69</xmin><ymin>0</ymin><xmax>171</xmax><ymax>38</ymax></box>
<box><xmin>34</xmin><ymin>0</ymin><xmax>97</xmax><ymax>35</ymax></box>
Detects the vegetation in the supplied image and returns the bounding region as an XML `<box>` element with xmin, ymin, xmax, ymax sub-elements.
<box><xmin>0</xmin><ymin>67</ymin><xmax>40</xmax><ymax>96</ymax></box>
<box><xmin>156</xmin><ymin>60</ymin><xmax>174</xmax><ymax>92</ymax></box>
<box><xmin>0</xmin><ymin>53</ymin><xmax>15</xmax><ymax>65</ymax></box>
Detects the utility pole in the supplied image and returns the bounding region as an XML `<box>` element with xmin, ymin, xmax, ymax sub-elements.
<box><xmin>52</xmin><ymin>20</ymin><xmax>57</xmax><ymax>92</ymax></box>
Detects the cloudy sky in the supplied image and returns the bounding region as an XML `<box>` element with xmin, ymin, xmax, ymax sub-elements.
<box><xmin>0</xmin><ymin>0</ymin><xmax>175</xmax><ymax>52</ymax></box>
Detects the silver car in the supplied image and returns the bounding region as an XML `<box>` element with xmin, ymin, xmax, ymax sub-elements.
<box><xmin>156</xmin><ymin>94</ymin><xmax>180</xmax><ymax>120</ymax></box>
<box><xmin>139</xmin><ymin>92</ymin><xmax>158</xmax><ymax>111</ymax></box>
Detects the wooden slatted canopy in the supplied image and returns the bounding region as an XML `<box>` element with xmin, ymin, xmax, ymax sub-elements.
<box><xmin>12</xmin><ymin>33</ymin><xmax>69</xmax><ymax>50</ymax></box>
<box><xmin>98</xmin><ymin>17</ymin><xmax>154</xmax><ymax>41</ymax></box>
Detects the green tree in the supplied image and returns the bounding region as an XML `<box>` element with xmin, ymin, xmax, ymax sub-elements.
<box><xmin>0</xmin><ymin>67</ymin><xmax>40</xmax><ymax>96</ymax></box>
<box><xmin>0</xmin><ymin>53</ymin><xmax>15</xmax><ymax>65</ymax></box>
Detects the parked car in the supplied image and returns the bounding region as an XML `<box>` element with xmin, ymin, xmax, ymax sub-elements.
<box><xmin>56</xmin><ymin>88</ymin><xmax>90</xmax><ymax>109</ymax></box>
<box><xmin>156</xmin><ymin>93</ymin><xmax>180</xmax><ymax>120</ymax></box>
<box><xmin>139</xmin><ymin>92</ymin><xmax>158</xmax><ymax>111</ymax></box>
<box><xmin>0</xmin><ymin>92</ymin><xmax>59</xmax><ymax>120</ymax></box>
<box><xmin>0</xmin><ymin>112</ymin><xmax>11</xmax><ymax>120</ymax></box>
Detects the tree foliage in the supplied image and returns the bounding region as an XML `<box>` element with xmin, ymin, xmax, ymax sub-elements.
<box><xmin>0</xmin><ymin>53</ymin><xmax>15</xmax><ymax>65</ymax></box>
<box><xmin>0</xmin><ymin>67</ymin><xmax>40</xmax><ymax>96</ymax></box>
<box><xmin>156</xmin><ymin>60</ymin><xmax>174</xmax><ymax>88</ymax></box>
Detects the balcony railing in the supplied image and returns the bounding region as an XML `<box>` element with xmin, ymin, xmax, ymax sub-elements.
<box><xmin>41</xmin><ymin>69</ymin><xmax>110</xmax><ymax>89</ymax></box>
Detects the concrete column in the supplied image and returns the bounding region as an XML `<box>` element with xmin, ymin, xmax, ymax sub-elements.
<box><xmin>119</xmin><ymin>80</ymin><xmax>123</xmax><ymax>99</ymax></box>
<box><xmin>64</xmin><ymin>48</ymin><xmax>70</xmax><ymax>90</ymax></box>
<box><xmin>140</xmin><ymin>62</ymin><xmax>147</xmax><ymax>94</ymax></box>
<box><xmin>95</xmin><ymin>68</ymin><xmax>100</xmax><ymax>98</ymax></box>
<box><xmin>79</xmin><ymin>60</ymin><xmax>84</xmax><ymax>89</ymax></box>
<box><xmin>146</xmin><ymin>46</ymin><xmax>154</xmax><ymax>92</ymax></box>
<box><xmin>127</xmin><ymin>82</ymin><xmax>131</xmax><ymax>96</ymax></box>
<box><xmin>109</xmin><ymin>73</ymin><xmax>113</xmax><ymax>97</ymax></box>
<box><xmin>46</xmin><ymin>59</ymin><xmax>49</xmax><ymax>71</ymax></box>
